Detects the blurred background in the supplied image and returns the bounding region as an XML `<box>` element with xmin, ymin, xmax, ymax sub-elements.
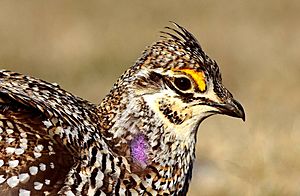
<box><xmin>0</xmin><ymin>1</ymin><xmax>299</xmax><ymax>195</ymax></box>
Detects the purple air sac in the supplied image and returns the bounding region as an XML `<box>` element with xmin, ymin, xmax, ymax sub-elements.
<box><xmin>130</xmin><ymin>134</ymin><xmax>148</xmax><ymax>168</ymax></box>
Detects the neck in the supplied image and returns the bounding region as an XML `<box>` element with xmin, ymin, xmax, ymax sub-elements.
<box><xmin>96</xmin><ymin>84</ymin><xmax>197</xmax><ymax>194</ymax></box>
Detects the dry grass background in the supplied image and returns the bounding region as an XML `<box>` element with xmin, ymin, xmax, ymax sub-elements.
<box><xmin>0</xmin><ymin>1</ymin><xmax>299</xmax><ymax>195</ymax></box>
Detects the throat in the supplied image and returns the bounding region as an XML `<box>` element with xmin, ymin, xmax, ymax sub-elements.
<box><xmin>98</xmin><ymin>92</ymin><xmax>197</xmax><ymax>192</ymax></box>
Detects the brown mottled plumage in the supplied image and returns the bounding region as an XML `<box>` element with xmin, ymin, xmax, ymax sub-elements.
<box><xmin>0</xmin><ymin>23</ymin><xmax>245</xmax><ymax>195</ymax></box>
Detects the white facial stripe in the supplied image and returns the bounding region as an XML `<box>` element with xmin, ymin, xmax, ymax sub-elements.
<box><xmin>194</xmin><ymin>79</ymin><xmax>220</xmax><ymax>103</ymax></box>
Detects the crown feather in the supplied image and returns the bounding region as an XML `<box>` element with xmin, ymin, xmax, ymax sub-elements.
<box><xmin>160</xmin><ymin>22</ymin><xmax>221</xmax><ymax>80</ymax></box>
<box><xmin>160</xmin><ymin>22</ymin><xmax>206</xmax><ymax>62</ymax></box>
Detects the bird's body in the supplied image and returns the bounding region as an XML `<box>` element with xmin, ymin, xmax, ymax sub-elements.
<box><xmin>0</xmin><ymin>23</ymin><xmax>245</xmax><ymax>195</ymax></box>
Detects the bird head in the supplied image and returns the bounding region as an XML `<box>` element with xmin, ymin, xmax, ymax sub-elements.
<box><xmin>126</xmin><ymin>23</ymin><xmax>245</xmax><ymax>142</ymax></box>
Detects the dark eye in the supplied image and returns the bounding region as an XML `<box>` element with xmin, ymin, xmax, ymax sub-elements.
<box><xmin>174</xmin><ymin>77</ymin><xmax>192</xmax><ymax>91</ymax></box>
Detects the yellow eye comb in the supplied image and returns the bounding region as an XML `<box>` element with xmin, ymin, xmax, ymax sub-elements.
<box><xmin>173</xmin><ymin>68</ymin><xmax>206</xmax><ymax>91</ymax></box>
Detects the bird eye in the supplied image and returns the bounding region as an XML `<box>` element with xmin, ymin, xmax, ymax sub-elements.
<box><xmin>174</xmin><ymin>77</ymin><xmax>192</xmax><ymax>91</ymax></box>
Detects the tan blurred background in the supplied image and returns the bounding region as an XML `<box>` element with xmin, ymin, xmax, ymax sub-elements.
<box><xmin>0</xmin><ymin>1</ymin><xmax>299</xmax><ymax>195</ymax></box>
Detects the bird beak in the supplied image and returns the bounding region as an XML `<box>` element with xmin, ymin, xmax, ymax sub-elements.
<box><xmin>214</xmin><ymin>98</ymin><xmax>245</xmax><ymax>121</ymax></box>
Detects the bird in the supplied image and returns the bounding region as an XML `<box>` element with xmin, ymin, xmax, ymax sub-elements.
<box><xmin>0</xmin><ymin>22</ymin><xmax>245</xmax><ymax>196</ymax></box>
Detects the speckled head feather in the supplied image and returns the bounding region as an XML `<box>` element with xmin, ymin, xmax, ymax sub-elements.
<box><xmin>161</xmin><ymin>22</ymin><xmax>210</xmax><ymax>64</ymax></box>
<box><xmin>143</xmin><ymin>22</ymin><xmax>220</xmax><ymax>74</ymax></box>
<box><xmin>163</xmin><ymin>22</ymin><xmax>222</xmax><ymax>82</ymax></box>
<box><xmin>138</xmin><ymin>22</ymin><xmax>235</xmax><ymax>104</ymax></box>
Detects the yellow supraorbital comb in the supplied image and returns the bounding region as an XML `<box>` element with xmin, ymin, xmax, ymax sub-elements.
<box><xmin>174</xmin><ymin>68</ymin><xmax>206</xmax><ymax>91</ymax></box>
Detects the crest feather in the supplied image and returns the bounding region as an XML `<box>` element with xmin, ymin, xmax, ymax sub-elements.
<box><xmin>160</xmin><ymin>22</ymin><xmax>221</xmax><ymax>81</ymax></box>
<box><xmin>160</xmin><ymin>22</ymin><xmax>207</xmax><ymax>63</ymax></box>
